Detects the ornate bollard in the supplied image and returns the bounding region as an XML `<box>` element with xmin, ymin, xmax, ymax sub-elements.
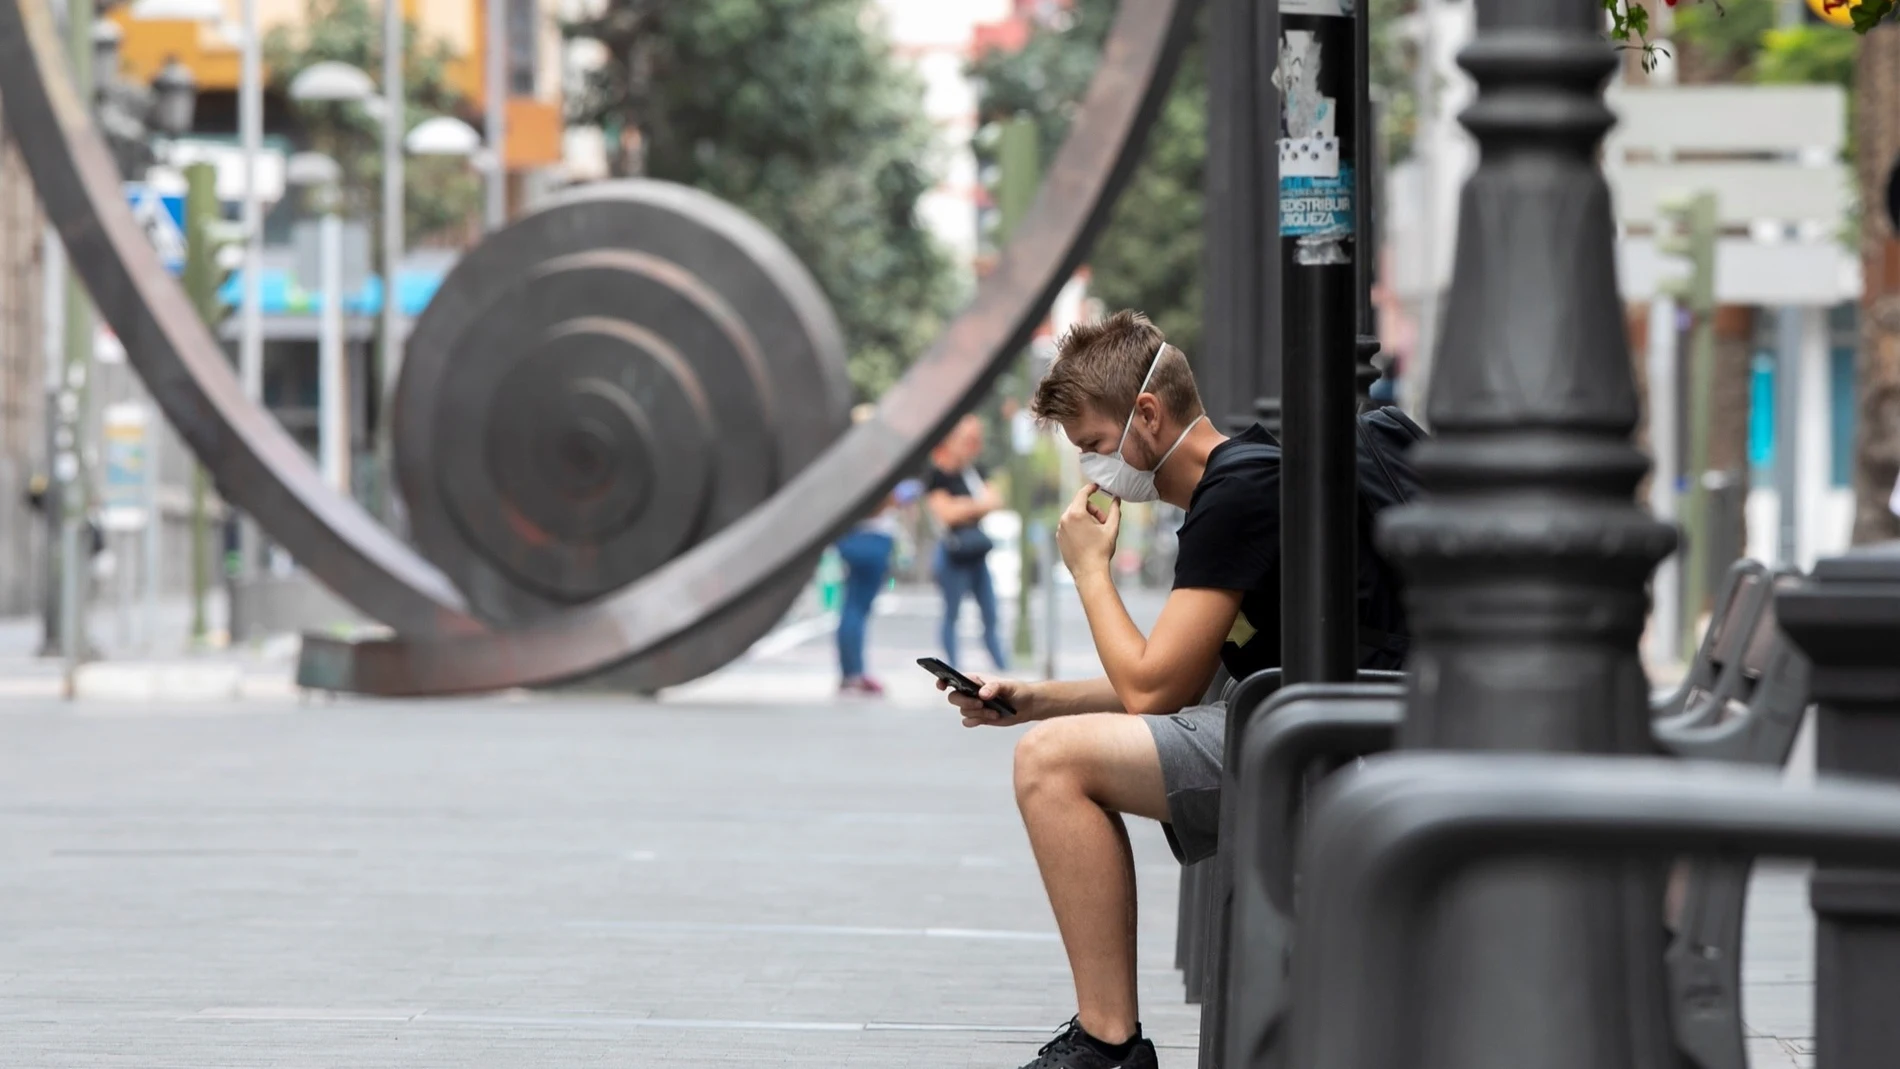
<box><xmin>1778</xmin><ymin>546</ymin><xmax>1900</xmax><ymax>1069</ymax></box>
<box><xmin>1286</xmin><ymin>755</ymin><xmax>1900</xmax><ymax>1069</ymax></box>
<box><xmin>1358</xmin><ymin>0</ymin><xmax>1678</xmax><ymax>1064</ymax></box>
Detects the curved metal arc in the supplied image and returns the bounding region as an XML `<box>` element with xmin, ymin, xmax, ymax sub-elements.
<box><xmin>296</xmin><ymin>0</ymin><xmax>1203</xmax><ymax>694</ymax></box>
<box><xmin>0</xmin><ymin>0</ymin><xmax>479</xmax><ymax>637</ymax></box>
<box><xmin>1286</xmin><ymin>754</ymin><xmax>1900</xmax><ymax>1069</ymax></box>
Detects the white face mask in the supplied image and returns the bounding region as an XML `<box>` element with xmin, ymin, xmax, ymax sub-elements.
<box><xmin>1078</xmin><ymin>343</ymin><xmax>1203</xmax><ymax>504</ymax></box>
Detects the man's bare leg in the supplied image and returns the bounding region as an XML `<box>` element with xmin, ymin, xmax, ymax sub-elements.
<box><xmin>1014</xmin><ymin>713</ymin><xmax>1172</xmax><ymax>1045</ymax></box>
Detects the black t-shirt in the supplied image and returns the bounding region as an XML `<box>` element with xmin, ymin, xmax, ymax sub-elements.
<box><xmin>926</xmin><ymin>464</ymin><xmax>987</xmax><ymax>531</ymax></box>
<box><xmin>1172</xmin><ymin>423</ymin><xmax>1410</xmax><ymax>682</ymax></box>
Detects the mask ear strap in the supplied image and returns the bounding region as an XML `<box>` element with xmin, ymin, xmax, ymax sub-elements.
<box><xmin>1154</xmin><ymin>413</ymin><xmax>1204</xmax><ymax>472</ymax></box>
<box><xmin>1125</xmin><ymin>341</ymin><xmax>1170</xmax><ymax>442</ymax></box>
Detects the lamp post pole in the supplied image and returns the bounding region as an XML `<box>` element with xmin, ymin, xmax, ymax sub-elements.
<box><xmin>379</xmin><ymin>0</ymin><xmax>405</xmax><ymax>520</ymax></box>
<box><xmin>1408</xmin><ymin>0</ymin><xmax>1438</xmax><ymax>420</ymax></box>
<box><xmin>996</xmin><ymin>115</ymin><xmax>1039</xmax><ymax>665</ymax></box>
<box><xmin>1204</xmin><ymin>0</ymin><xmax>1276</xmax><ymax>435</ymax></box>
<box><xmin>56</xmin><ymin>0</ymin><xmax>96</xmax><ymax>683</ymax></box>
<box><xmin>318</xmin><ymin>197</ymin><xmax>348</xmax><ymax>493</ymax></box>
<box><xmin>237</xmin><ymin>0</ymin><xmax>263</xmax><ymax>583</ymax></box>
<box><xmin>1277</xmin><ymin>3</ymin><xmax>1360</xmax><ymax>687</ymax></box>
<box><xmin>182</xmin><ymin>162</ymin><xmax>221</xmax><ymax>644</ymax></box>
<box><xmin>484</xmin><ymin>0</ymin><xmax>506</xmax><ymax>230</ymax></box>
<box><xmin>1354</xmin><ymin>0</ymin><xmax>1381</xmax><ymax>408</ymax></box>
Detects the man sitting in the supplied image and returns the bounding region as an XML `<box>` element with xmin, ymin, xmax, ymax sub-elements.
<box><xmin>939</xmin><ymin>310</ymin><xmax>1411</xmax><ymax>1069</ymax></box>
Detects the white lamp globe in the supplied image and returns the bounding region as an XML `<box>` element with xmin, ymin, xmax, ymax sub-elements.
<box><xmin>404</xmin><ymin>115</ymin><xmax>483</xmax><ymax>157</ymax></box>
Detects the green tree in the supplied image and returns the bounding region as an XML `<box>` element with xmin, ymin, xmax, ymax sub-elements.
<box><xmin>1759</xmin><ymin>23</ymin><xmax>1861</xmax><ymax>85</ymax></box>
<box><xmin>563</xmin><ymin>0</ymin><xmax>959</xmax><ymax>401</ymax></box>
<box><xmin>1671</xmin><ymin>0</ymin><xmax>1779</xmax><ymax>81</ymax></box>
<box><xmin>1609</xmin><ymin>0</ymin><xmax>1900</xmax><ymax>57</ymax></box>
<box><xmin>969</xmin><ymin>1</ymin><xmax>1204</xmax><ymax>357</ymax></box>
<box><xmin>264</xmin><ymin>0</ymin><xmax>482</xmax><ymax>246</ymax></box>
<box><xmin>967</xmin><ymin>0</ymin><xmax>1418</xmax><ymax>364</ymax></box>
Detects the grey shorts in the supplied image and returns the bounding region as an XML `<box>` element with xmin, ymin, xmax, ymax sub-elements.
<box><xmin>1146</xmin><ymin>702</ymin><xmax>1226</xmax><ymax>865</ymax></box>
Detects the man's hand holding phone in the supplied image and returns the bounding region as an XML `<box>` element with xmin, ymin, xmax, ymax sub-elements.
<box><xmin>933</xmin><ymin>673</ymin><xmax>1034</xmax><ymax>727</ymax></box>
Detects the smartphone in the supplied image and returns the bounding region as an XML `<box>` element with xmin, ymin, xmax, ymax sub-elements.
<box><xmin>917</xmin><ymin>657</ymin><xmax>1016</xmax><ymax>717</ymax></box>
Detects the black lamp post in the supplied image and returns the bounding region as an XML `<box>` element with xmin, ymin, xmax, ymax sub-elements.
<box><xmin>151</xmin><ymin>57</ymin><xmax>197</xmax><ymax>139</ymax></box>
<box><xmin>90</xmin><ymin>21</ymin><xmax>121</xmax><ymax>93</ymax></box>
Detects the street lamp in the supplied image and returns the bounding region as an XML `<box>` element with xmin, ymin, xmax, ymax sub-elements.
<box><xmin>404</xmin><ymin>115</ymin><xmax>482</xmax><ymax>156</ymax></box>
<box><xmin>287</xmin><ymin>60</ymin><xmax>378</xmax><ymax>102</ymax></box>
<box><xmin>150</xmin><ymin>58</ymin><xmax>197</xmax><ymax>139</ymax></box>
<box><xmin>91</xmin><ymin>21</ymin><xmax>121</xmax><ymax>88</ymax></box>
<box><xmin>286</xmin><ymin>150</ymin><xmax>343</xmax><ymax>188</ymax></box>
<box><xmin>287</xmin><ymin>59</ymin><xmax>488</xmax><ymax>514</ymax></box>
<box><xmin>287</xmin><ymin>151</ymin><xmax>350</xmax><ymax>498</ymax></box>
<box><xmin>288</xmin><ymin>57</ymin><xmax>401</xmax><ymax>520</ymax></box>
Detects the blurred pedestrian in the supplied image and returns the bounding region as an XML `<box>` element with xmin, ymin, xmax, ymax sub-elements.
<box><xmin>838</xmin><ymin>405</ymin><xmax>901</xmax><ymax>697</ymax></box>
<box><xmin>926</xmin><ymin>414</ymin><xmax>1010</xmax><ymax>672</ymax></box>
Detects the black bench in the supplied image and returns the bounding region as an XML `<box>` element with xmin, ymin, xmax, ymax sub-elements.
<box><xmin>1178</xmin><ymin>556</ymin><xmax>1781</xmax><ymax>1009</ymax></box>
<box><xmin>1653</xmin><ymin>559</ymin><xmax>1777</xmax><ymax>724</ymax></box>
<box><xmin>1179</xmin><ymin>667</ymin><xmax>1404</xmax><ymax>1067</ymax></box>
<box><xmin>1216</xmin><ymin>563</ymin><xmax>1811</xmax><ymax>1069</ymax></box>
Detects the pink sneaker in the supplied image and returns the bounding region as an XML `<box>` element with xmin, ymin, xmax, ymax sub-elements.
<box><xmin>839</xmin><ymin>676</ymin><xmax>886</xmax><ymax>697</ymax></box>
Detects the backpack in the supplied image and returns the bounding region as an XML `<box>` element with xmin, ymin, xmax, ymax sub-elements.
<box><xmin>1349</xmin><ymin>406</ymin><xmax>1427</xmax><ymax>666</ymax></box>
<box><xmin>1353</xmin><ymin>405</ymin><xmax>1428</xmax><ymax>521</ymax></box>
<box><xmin>1203</xmin><ymin>405</ymin><xmax>1429</xmax><ymax>667</ymax></box>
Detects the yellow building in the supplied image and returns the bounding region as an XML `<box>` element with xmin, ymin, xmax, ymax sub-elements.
<box><xmin>107</xmin><ymin>0</ymin><xmax>565</xmax><ymax>201</ymax></box>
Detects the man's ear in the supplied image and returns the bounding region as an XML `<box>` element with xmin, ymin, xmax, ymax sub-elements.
<box><xmin>1135</xmin><ymin>391</ymin><xmax>1166</xmax><ymax>439</ymax></box>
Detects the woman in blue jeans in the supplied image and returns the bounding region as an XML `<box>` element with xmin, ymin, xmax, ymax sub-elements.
<box><xmin>924</xmin><ymin>415</ymin><xmax>1010</xmax><ymax>672</ymax></box>
<box><xmin>836</xmin><ymin>493</ymin><xmax>902</xmax><ymax>697</ymax></box>
<box><xmin>835</xmin><ymin>405</ymin><xmax>911</xmax><ymax>696</ymax></box>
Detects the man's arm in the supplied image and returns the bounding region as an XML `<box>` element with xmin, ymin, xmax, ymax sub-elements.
<box><xmin>942</xmin><ymin>672</ymin><xmax>1124</xmax><ymax>726</ymax></box>
<box><xmin>925</xmin><ymin>489</ymin><xmax>992</xmax><ymax>528</ymax></box>
<box><xmin>1030</xmin><ymin>675</ymin><xmax>1127</xmax><ymax>716</ymax></box>
<box><xmin>1073</xmin><ymin>571</ymin><xmax>1241</xmax><ymax>716</ymax></box>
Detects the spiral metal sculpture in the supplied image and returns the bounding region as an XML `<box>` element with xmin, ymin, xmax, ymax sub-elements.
<box><xmin>0</xmin><ymin>0</ymin><xmax>1197</xmax><ymax>695</ymax></box>
<box><xmin>395</xmin><ymin>182</ymin><xmax>852</xmax><ymax>690</ymax></box>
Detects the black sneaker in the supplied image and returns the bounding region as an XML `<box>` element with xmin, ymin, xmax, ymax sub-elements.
<box><xmin>1018</xmin><ymin>1017</ymin><xmax>1158</xmax><ymax>1069</ymax></box>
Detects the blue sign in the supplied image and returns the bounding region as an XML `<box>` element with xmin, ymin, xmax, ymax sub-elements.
<box><xmin>1280</xmin><ymin>163</ymin><xmax>1354</xmax><ymax>239</ymax></box>
<box><xmin>123</xmin><ymin>182</ymin><xmax>186</xmax><ymax>275</ymax></box>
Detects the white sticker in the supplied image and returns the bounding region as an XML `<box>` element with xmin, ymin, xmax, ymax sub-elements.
<box><xmin>1279</xmin><ymin>30</ymin><xmax>1339</xmax><ymax>178</ymax></box>
<box><xmin>1280</xmin><ymin>135</ymin><xmax>1339</xmax><ymax>179</ymax></box>
<box><xmin>1280</xmin><ymin>0</ymin><xmax>1353</xmax><ymax>16</ymax></box>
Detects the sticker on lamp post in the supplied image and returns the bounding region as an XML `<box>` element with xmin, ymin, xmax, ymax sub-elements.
<box><xmin>1277</xmin><ymin>27</ymin><xmax>1353</xmax><ymax>263</ymax></box>
<box><xmin>1281</xmin><ymin>0</ymin><xmax>1355</xmax><ymax>15</ymax></box>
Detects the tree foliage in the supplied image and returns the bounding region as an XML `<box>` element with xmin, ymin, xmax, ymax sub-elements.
<box><xmin>970</xmin><ymin>0</ymin><xmax>1206</xmax><ymax>358</ymax></box>
<box><xmin>967</xmin><ymin>0</ymin><xmax>1416</xmax><ymax>363</ymax></box>
<box><xmin>1609</xmin><ymin>0</ymin><xmax>1895</xmax><ymax>71</ymax></box>
<box><xmin>263</xmin><ymin>0</ymin><xmax>481</xmax><ymax>245</ymax></box>
<box><xmin>563</xmin><ymin>0</ymin><xmax>960</xmax><ymax>401</ymax></box>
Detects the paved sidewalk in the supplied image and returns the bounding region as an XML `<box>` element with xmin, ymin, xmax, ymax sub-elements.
<box><xmin>0</xmin><ymin>696</ymin><xmax>1199</xmax><ymax>1067</ymax></box>
<box><xmin>0</xmin><ymin>584</ymin><xmax>1822</xmax><ymax>1067</ymax></box>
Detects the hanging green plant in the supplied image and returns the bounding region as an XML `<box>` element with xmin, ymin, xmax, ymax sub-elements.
<box><xmin>1606</xmin><ymin>0</ymin><xmax>1892</xmax><ymax>73</ymax></box>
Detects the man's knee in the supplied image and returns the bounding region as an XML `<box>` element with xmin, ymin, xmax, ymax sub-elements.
<box><xmin>1013</xmin><ymin>716</ymin><xmax>1121</xmax><ymax>806</ymax></box>
<box><xmin>1014</xmin><ymin>720</ymin><xmax>1072</xmax><ymax>803</ymax></box>
<box><xmin>1015</xmin><ymin>715</ymin><xmax>1173</xmax><ymax>824</ymax></box>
